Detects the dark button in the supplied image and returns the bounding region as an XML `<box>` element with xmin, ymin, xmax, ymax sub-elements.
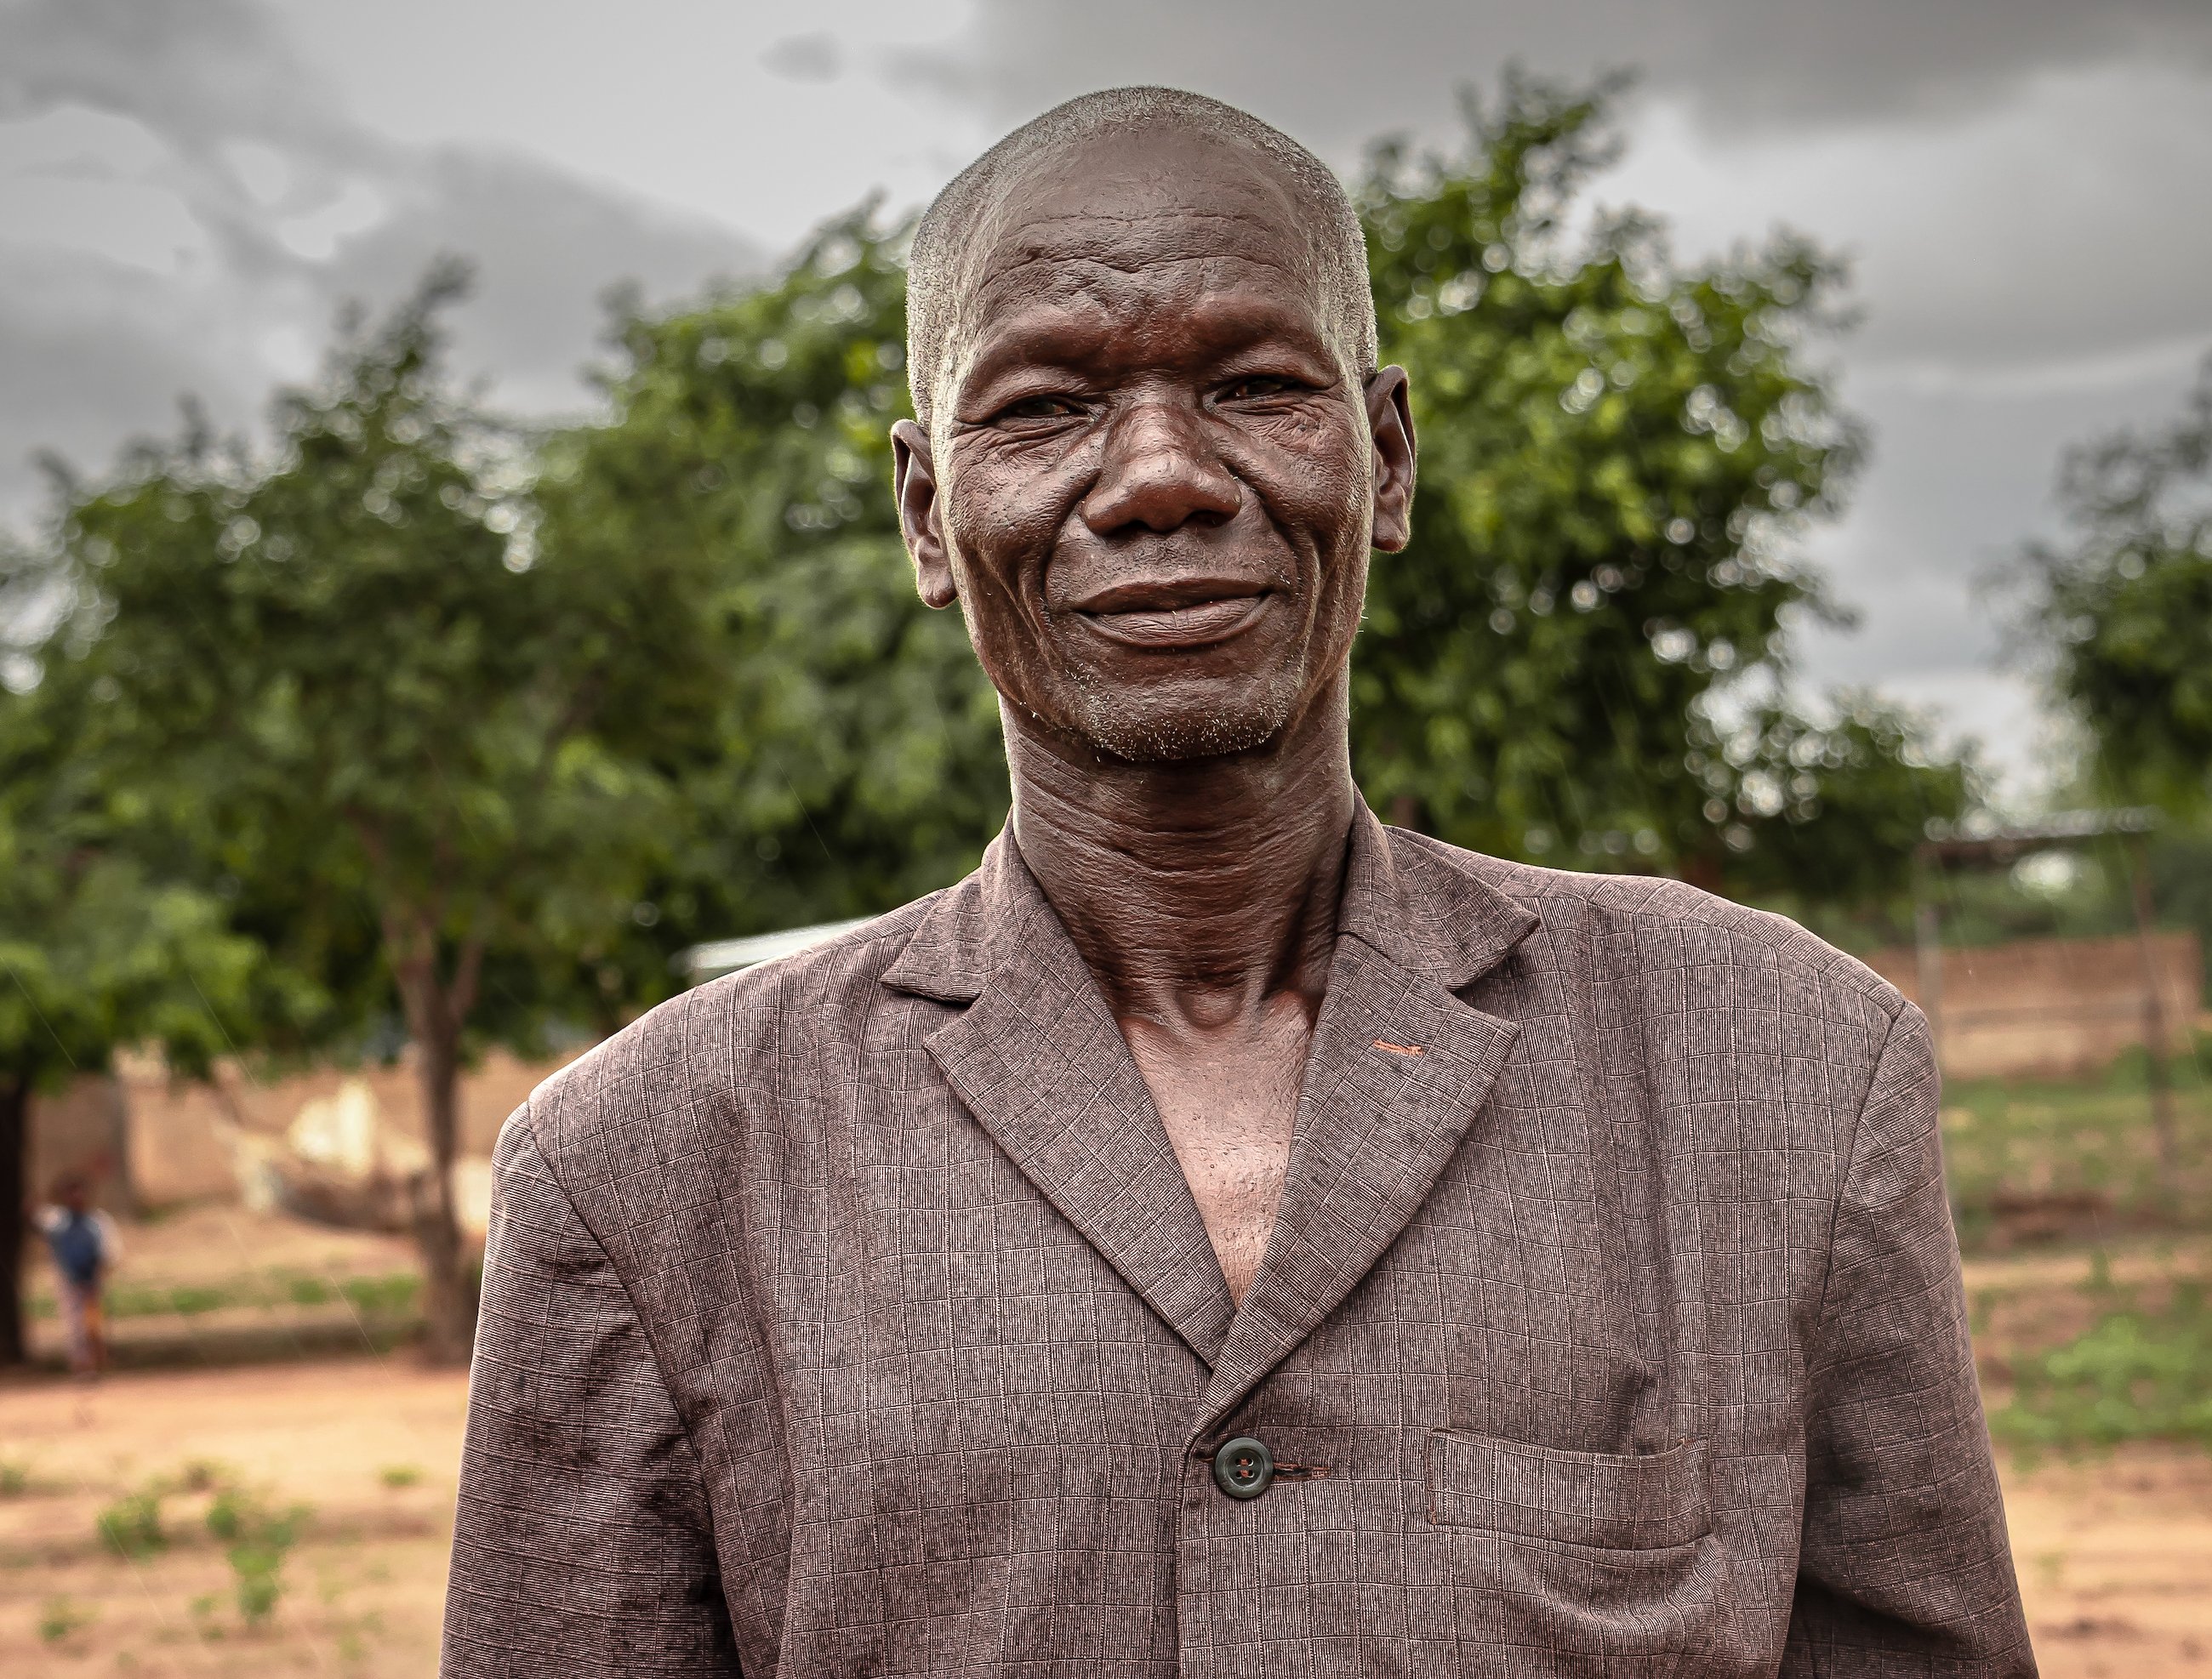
<box><xmin>1212</xmin><ymin>1436</ymin><xmax>1274</xmax><ymax>1500</ymax></box>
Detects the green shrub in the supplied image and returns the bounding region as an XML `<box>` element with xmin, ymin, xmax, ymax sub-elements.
<box><xmin>1993</xmin><ymin>1280</ymin><xmax>2212</xmax><ymax>1460</ymax></box>
<box><xmin>206</xmin><ymin>1487</ymin><xmax>311</xmax><ymax>1627</ymax></box>
<box><xmin>1941</xmin><ymin>1048</ymin><xmax>2212</xmax><ymax>1254</ymax></box>
<box><xmin>38</xmin><ymin>1596</ymin><xmax>92</xmax><ymax>1643</ymax></box>
<box><xmin>96</xmin><ymin>1486</ymin><xmax>166</xmax><ymax>1557</ymax></box>
<box><xmin>340</xmin><ymin>1274</ymin><xmax>420</xmax><ymax>1316</ymax></box>
<box><xmin>105</xmin><ymin>1281</ymin><xmax>238</xmax><ymax>1318</ymax></box>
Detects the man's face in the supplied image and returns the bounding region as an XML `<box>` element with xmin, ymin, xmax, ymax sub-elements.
<box><xmin>893</xmin><ymin>129</ymin><xmax>1414</xmax><ymax>764</ymax></box>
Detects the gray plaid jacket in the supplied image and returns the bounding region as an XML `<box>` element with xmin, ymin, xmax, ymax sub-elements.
<box><xmin>442</xmin><ymin>811</ymin><xmax>2033</xmax><ymax>1676</ymax></box>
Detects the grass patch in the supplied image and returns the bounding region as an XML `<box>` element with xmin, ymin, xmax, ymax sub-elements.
<box><xmin>105</xmin><ymin>1283</ymin><xmax>231</xmax><ymax>1318</ymax></box>
<box><xmin>339</xmin><ymin>1273</ymin><xmax>419</xmax><ymax>1315</ymax></box>
<box><xmin>27</xmin><ymin>1267</ymin><xmax>426</xmax><ymax>1327</ymax></box>
<box><xmin>1992</xmin><ymin>1273</ymin><xmax>2212</xmax><ymax>1460</ymax></box>
<box><xmin>377</xmin><ymin>1463</ymin><xmax>424</xmax><ymax>1490</ymax></box>
<box><xmin>38</xmin><ymin>1595</ymin><xmax>93</xmax><ymax>1644</ymax></box>
<box><xmin>1941</xmin><ymin>1035</ymin><xmax>2212</xmax><ymax>1253</ymax></box>
<box><xmin>96</xmin><ymin>1485</ymin><xmax>167</xmax><ymax>1558</ymax></box>
<box><xmin>87</xmin><ymin>1462</ymin><xmax>315</xmax><ymax>1630</ymax></box>
<box><xmin>207</xmin><ymin>1484</ymin><xmax>312</xmax><ymax>1626</ymax></box>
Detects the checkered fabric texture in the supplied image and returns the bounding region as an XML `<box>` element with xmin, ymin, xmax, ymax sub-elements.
<box><xmin>442</xmin><ymin>810</ymin><xmax>2033</xmax><ymax>1676</ymax></box>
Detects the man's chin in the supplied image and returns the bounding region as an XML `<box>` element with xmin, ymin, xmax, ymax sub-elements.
<box><xmin>1058</xmin><ymin>675</ymin><xmax>1304</xmax><ymax>766</ymax></box>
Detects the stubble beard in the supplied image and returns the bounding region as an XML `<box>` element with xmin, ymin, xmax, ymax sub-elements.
<box><xmin>1052</xmin><ymin>655</ymin><xmax>1310</xmax><ymax>765</ymax></box>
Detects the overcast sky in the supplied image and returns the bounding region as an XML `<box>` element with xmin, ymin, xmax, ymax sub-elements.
<box><xmin>6</xmin><ymin>0</ymin><xmax>2210</xmax><ymax>800</ymax></box>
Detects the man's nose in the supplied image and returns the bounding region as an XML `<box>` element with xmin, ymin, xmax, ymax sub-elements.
<box><xmin>1079</xmin><ymin>399</ymin><xmax>1241</xmax><ymax>537</ymax></box>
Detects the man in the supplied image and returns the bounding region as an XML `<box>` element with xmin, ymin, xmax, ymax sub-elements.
<box><xmin>37</xmin><ymin>1172</ymin><xmax>117</xmax><ymax>1378</ymax></box>
<box><xmin>442</xmin><ymin>88</ymin><xmax>2032</xmax><ymax>1676</ymax></box>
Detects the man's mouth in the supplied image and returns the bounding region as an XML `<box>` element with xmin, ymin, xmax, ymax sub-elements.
<box><xmin>1070</xmin><ymin>582</ymin><xmax>1271</xmax><ymax>649</ymax></box>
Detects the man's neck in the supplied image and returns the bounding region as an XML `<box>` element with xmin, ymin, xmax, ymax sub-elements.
<box><xmin>1004</xmin><ymin>678</ymin><xmax>1357</xmax><ymax>1032</ymax></box>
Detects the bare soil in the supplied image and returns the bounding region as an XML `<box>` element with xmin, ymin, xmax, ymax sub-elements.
<box><xmin>1</xmin><ymin>1358</ymin><xmax>465</xmax><ymax>1676</ymax></box>
<box><xmin>2</xmin><ymin>1353</ymin><xmax>2208</xmax><ymax>1675</ymax></box>
<box><xmin>2003</xmin><ymin>1444</ymin><xmax>2212</xmax><ymax>1677</ymax></box>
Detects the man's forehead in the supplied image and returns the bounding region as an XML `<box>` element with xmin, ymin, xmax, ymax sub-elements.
<box><xmin>963</xmin><ymin>129</ymin><xmax>1319</xmax><ymax>310</ymax></box>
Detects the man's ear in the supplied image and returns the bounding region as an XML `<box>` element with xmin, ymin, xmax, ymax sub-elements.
<box><xmin>1365</xmin><ymin>366</ymin><xmax>1417</xmax><ymax>553</ymax></box>
<box><xmin>891</xmin><ymin>418</ymin><xmax>958</xmax><ymax>609</ymax></box>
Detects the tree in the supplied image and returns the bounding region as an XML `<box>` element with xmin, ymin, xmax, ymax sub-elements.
<box><xmin>539</xmin><ymin>211</ymin><xmax>1009</xmax><ymax>952</ymax></box>
<box><xmin>2000</xmin><ymin>356</ymin><xmax>2212</xmax><ymax>1175</ymax></box>
<box><xmin>0</xmin><ymin>598</ymin><xmax>258</xmax><ymax>1363</ymax></box>
<box><xmin>37</xmin><ymin>265</ymin><xmax>710</xmax><ymax>1361</ymax></box>
<box><xmin>1352</xmin><ymin>72</ymin><xmax>1968</xmax><ymax>897</ymax></box>
<box><xmin>2008</xmin><ymin>354</ymin><xmax>2212</xmax><ymax>817</ymax></box>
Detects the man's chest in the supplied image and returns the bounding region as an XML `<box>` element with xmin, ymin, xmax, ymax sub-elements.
<box><xmin>1118</xmin><ymin>999</ymin><xmax>1314</xmax><ymax>1306</ymax></box>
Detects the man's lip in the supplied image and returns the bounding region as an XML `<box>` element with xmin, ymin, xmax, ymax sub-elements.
<box><xmin>1076</xmin><ymin>592</ymin><xmax>1269</xmax><ymax>648</ymax></box>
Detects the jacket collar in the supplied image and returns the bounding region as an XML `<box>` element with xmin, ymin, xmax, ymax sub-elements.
<box><xmin>881</xmin><ymin>805</ymin><xmax>1537</xmax><ymax>1004</ymax></box>
<box><xmin>881</xmin><ymin>805</ymin><xmax>1540</xmax><ymax>1412</ymax></box>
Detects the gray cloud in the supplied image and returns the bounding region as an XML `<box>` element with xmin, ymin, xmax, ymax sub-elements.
<box><xmin>762</xmin><ymin>32</ymin><xmax>846</xmax><ymax>85</ymax></box>
<box><xmin>0</xmin><ymin>0</ymin><xmax>349</xmax><ymax>156</ymax></box>
<box><xmin>0</xmin><ymin>0</ymin><xmax>759</xmax><ymax>518</ymax></box>
<box><xmin>898</xmin><ymin>0</ymin><xmax>2212</xmax><ymax>139</ymax></box>
<box><xmin>883</xmin><ymin>2</ymin><xmax>2212</xmax><ymax>376</ymax></box>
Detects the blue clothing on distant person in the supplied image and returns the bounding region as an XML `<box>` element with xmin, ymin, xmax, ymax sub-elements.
<box><xmin>43</xmin><ymin>1206</ymin><xmax>110</xmax><ymax>1284</ymax></box>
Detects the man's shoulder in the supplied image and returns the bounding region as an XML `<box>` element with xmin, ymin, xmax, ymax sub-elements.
<box><xmin>1390</xmin><ymin>828</ymin><xmax>1906</xmax><ymax>1022</ymax></box>
<box><xmin>516</xmin><ymin>891</ymin><xmax>949</xmax><ymax>1160</ymax></box>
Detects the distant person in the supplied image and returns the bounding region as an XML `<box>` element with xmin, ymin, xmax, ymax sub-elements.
<box><xmin>37</xmin><ymin>1172</ymin><xmax>117</xmax><ymax>1379</ymax></box>
<box><xmin>443</xmin><ymin>88</ymin><xmax>2032</xmax><ymax>1676</ymax></box>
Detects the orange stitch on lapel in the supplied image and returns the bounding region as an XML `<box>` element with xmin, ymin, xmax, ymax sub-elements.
<box><xmin>1371</xmin><ymin>1039</ymin><xmax>1425</xmax><ymax>1056</ymax></box>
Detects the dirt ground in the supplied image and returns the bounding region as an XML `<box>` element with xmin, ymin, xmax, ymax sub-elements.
<box><xmin>1</xmin><ymin>1359</ymin><xmax>465</xmax><ymax>1675</ymax></box>
<box><xmin>0</xmin><ymin>1357</ymin><xmax>2205</xmax><ymax>1676</ymax></box>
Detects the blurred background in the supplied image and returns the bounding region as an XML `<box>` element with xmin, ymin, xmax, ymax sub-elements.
<box><xmin>3</xmin><ymin>2</ymin><xmax>2209</xmax><ymax>1672</ymax></box>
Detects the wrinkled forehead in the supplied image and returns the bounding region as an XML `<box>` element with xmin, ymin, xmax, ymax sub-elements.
<box><xmin>946</xmin><ymin>130</ymin><xmax>1337</xmax><ymax>378</ymax></box>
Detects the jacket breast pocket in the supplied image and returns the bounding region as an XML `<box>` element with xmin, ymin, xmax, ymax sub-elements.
<box><xmin>1425</xmin><ymin>1431</ymin><xmax>1746</xmax><ymax>1675</ymax></box>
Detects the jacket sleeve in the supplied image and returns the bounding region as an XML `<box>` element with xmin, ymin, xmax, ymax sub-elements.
<box><xmin>441</xmin><ymin>1114</ymin><xmax>740</xmax><ymax>1676</ymax></box>
<box><xmin>1784</xmin><ymin>1003</ymin><xmax>2035</xmax><ymax>1675</ymax></box>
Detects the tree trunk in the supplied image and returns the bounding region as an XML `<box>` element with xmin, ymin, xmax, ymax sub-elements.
<box><xmin>1</xmin><ymin>1073</ymin><xmax>29</xmax><ymax>1367</ymax></box>
<box><xmin>412</xmin><ymin>1018</ymin><xmax>474</xmax><ymax>1366</ymax></box>
<box><xmin>387</xmin><ymin>917</ymin><xmax>486</xmax><ymax>1369</ymax></box>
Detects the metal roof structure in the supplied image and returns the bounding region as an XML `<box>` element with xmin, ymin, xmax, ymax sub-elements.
<box><xmin>677</xmin><ymin>917</ymin><xmax>879</xmax><ymax>986</ymax></box>
<box><xmin>1915</xmin><ymin>806</ymin><xmax>2160</xmax><ymax>868</ymax></box>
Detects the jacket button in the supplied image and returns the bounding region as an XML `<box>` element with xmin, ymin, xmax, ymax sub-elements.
<box><xmin>1212</xmin><ymin>1436</ymin><xmax>1274</xmax><ymax>1500</ymax></box>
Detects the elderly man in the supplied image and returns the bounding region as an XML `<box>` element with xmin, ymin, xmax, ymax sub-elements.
<box><xmin>442</xmin><ymin>88</ymin><xmax>2032</xmax><ymax>1676</ymax></box>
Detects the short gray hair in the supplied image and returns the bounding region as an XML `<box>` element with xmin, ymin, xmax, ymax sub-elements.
<box><xmin>905</xmin><ymin>87</ymin><xmax>1377</xmax><ymax>430</ymax></box>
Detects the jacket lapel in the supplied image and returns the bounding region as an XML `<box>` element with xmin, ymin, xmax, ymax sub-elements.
<box><xmin>1198</xmin><ymin>811</ymin><xmax>1537</xmax><ymax>1428</ymax></box>
<box><xmin>883</xmin><ymin>834</ymin><xmax>1237</xmax><ymax>1366</ymax></box>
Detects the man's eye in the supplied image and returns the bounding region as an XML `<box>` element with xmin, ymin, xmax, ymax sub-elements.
<box><xmin>998</xmin><ymin>395</ymin><xmax>1082</xmax><ymax>422</ymax></box>
<box><xmin>1220</xmin><ymin>375</ymin><xmax>1303</xmax><ymax>401</ymax></box>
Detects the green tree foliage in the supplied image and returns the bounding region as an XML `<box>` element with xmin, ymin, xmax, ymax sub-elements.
<box><xmin>35</xmin><ymin>265</ymin><xmax>710</xmax><ymax>1360</ymax></box>
<box><xmin>539</xmin><ymin>213</ymin><xmax>1007</xmax><ymax>946</ymax></box>
<box><xmin>1354</xmin><ymin>73</ymin><xmax>1967</xmax><ymax>892</ymax></box>
<box><xmin>2010</xmin><ymin>356</ymin><xmax>2212</xmax><ymax>817</ymax></box>
<box><xmin>0</xmin><ymin>579</ymin><xmax>257</xmax><ymax>1363</ymax></box>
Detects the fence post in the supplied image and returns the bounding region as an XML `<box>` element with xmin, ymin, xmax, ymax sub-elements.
<box><xmin>2127</xmin><ymin>835</ymin><xmax>2179</xmax><ymax>1181</ymax></box>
